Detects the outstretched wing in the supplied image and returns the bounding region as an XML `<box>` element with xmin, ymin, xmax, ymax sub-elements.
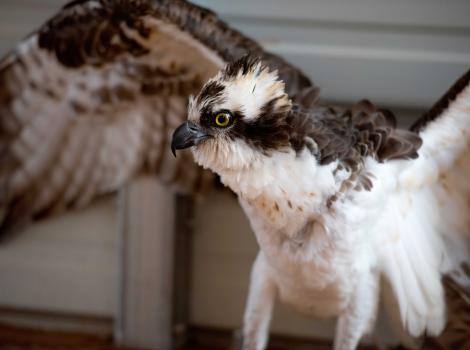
<box><xmin>0</xmin><ymin>0</ymin><xmax>312</xmax><ymax>230</ymax></box>
<box><xmin>376</xmin><ymin>69</ymin><xmax>470</xmax><ymax>340</ymax></box>
<box><xmin>402</xmin><ymin>68</ymin><xmax>470</xmax><ymax>265</ymax></box>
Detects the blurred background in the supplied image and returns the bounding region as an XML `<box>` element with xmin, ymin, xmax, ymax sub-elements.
<box><xmin>0</xmin><ymin>0</ymin><xmax>469</xmax><ymax>349</ymax></box>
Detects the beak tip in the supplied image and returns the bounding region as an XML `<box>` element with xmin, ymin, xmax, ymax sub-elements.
<box><xmin>171</xmin><ymin>145</ymin><xmax>177</xmax><ymax>157</ymax></box>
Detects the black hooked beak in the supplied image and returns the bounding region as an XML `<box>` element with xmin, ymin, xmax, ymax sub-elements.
<box><xmin>171</xmin><ymin>121</ymin><xmax>212</xmax><ymax>157</ymax></box>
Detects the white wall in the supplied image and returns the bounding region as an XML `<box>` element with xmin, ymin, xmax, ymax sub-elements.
<box><xmin>196</xmin><ymin>0</ymin><xmax>470</xmax><ymax>109</ymax></box>
<box><xmin>0</xmin><ymin>198</ymin><xmax>118</xmax><ymax>335</ymax></box>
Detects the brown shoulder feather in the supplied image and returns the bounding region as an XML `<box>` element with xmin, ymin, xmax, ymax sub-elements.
<box><xmin>288</xmin><ymin>99</ymin><xmax>422</xmax><ymax>168</ymax></box>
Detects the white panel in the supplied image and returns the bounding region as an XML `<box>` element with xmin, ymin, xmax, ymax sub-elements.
<box><xmin>198</xmin><ymin>0</ymin><xmax>470</xmax><ymax>108</ymax></box>
<box><xmin>202</xmin><ymin>0</ymin><xmax>470</xmax><ymax>29</ymax></box>
<box><xmin>0</xmin><ymin>197</ymin><xmax>118</xmax><ymax>316</ymax></box>
<box><xmin>278</xmin><ymin>48</ymin><xmax>466</xmax><ymax>108</ymax></box>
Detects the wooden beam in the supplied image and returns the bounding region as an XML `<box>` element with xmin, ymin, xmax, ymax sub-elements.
<box><xmin>172</xmin><ymin>195</ymin><xmax>195</xmax><ymax>347</ymax></box>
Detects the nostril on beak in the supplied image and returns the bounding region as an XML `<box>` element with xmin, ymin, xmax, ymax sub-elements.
<box><xmin>188</xmin><ymin>123</ymin><xmax>199</xmax><ymax>132</ymax></box>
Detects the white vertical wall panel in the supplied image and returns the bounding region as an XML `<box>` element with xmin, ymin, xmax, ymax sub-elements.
<box><xmin>0</xmin><ymin>198</ymin><xmax>118</xmax><ymax>316</ymax></box>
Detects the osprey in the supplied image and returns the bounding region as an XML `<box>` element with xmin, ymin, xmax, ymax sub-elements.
<box><xmin>0</xmin><ymin>0</ymin><xmax>311</xmax><ymax>231</ymax></box>
<box><xmin>172</xmin><ymin>57</ymin><xmax>470</xmax><ymax>349</ymax></box>
<box><xmin>0</xmin><ymin>0</ymin><xmax>468</xmax><ymax>348</ymax></box>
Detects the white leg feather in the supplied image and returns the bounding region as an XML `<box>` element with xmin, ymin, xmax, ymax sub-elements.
<box><xmin>242</xmin><ymin>252</ymin><xmax>277</xmax><ymax>350</ymax></box>
<box><xmin>334</xmin><ymin>270</ymin><xmax>379</xmax><ymax>350</ymax></box>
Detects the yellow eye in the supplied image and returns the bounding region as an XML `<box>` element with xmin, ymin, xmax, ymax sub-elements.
<box><xmin>215</xmin><ymin>112</ymin><xmax>231</xmax><ymax>127</ymax></box>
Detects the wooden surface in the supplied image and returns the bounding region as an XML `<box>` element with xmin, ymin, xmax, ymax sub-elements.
<box><xmin>0</xmin><ymin>322</ymin><xmax>450</xmax><ymax>350</ymax></box>
<box><xmin>184</xmin><ymin>326</ymin><xmax>384</xmax><ymax>350</ymax></box>
<box><xmin>0</xmin><ymin>322</ymin><xmax>381</xmax><ymax>350</ymax></box>
<box><xmin>0</xmin><ymin>322</ymin><xmax>136</xmax><ymax>350</ymax></box>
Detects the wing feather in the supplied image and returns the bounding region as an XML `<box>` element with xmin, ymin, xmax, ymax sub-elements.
<box><xmin>0</xmin><ymin>0</ymin><xmax>313</xmax><ymax>231</ymax></box>
<box><xmin>378</xmin><ymin>68</ymin><xmax>470</xmax><ymax>340</ymax></box>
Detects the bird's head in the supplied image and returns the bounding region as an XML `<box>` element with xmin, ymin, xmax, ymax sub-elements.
<box><xmin>171</xmin><ymin>56</ymin><xmax>293</xmax><ymax>173</ymax></box>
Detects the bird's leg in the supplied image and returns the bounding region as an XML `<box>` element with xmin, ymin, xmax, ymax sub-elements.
<box><xmin>334</xmin><ymin>270</ymin><xmax>379</xmax><ymax>350</ymax></box>
<box><xmin>242</xmin><ymin>252</ymin><xmax>277</xmax><ymax>350</ymax></box>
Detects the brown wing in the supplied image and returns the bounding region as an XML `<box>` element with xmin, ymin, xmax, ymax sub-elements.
<box><xmin>0</xmin><ymin>0</ymin><xmax>313</xmax><ymax>231</ymax></box>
